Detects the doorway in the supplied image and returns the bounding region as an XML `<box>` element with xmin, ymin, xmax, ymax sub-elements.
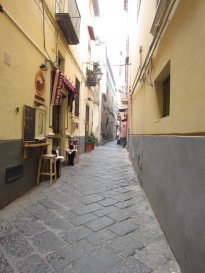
<box><xmin>52</xmin><ymin>92</ymin><xmax>67</xmax><ymax>156</ymax></box>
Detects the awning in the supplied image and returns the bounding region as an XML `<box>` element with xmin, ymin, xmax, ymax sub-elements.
<box><xmin>88</xmin><ymin>26</ymin><xmax>96</xmax><ymax>41</ymax></box>
<box><xmin>51</xmin><ymin>70</ymin><xmax>78</xmax><ymax>105</ymax></box>
<box><xmin>62</xmin><ymin>74</ymin><xmax>75</xmax><ymax>92</ymax></box>
<box><xmin>62</xmin><ymin>73</ymin><xmax>78</xmax><ymax>97</ymax></box>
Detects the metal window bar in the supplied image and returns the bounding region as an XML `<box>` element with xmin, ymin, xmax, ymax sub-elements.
<box><xmin>55</xmin><ymin>0</ymin><xmax>64</xmax><ymax>13</ymax></box>
<box><xmin>55</xmin><ymin>0</ymin><xmax>81</xmax><ymax>39</ymax></box>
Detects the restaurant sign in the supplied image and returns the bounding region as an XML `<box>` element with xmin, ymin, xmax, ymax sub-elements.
<box><xmin>51</xmin><ymin>70</ymin><xmax>64</xmax><ymax>105</ymax></box>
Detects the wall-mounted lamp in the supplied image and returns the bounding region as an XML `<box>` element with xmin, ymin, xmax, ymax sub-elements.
<box><xmin>40</xmin><ymin>59</ymin><xmax>50</xmax><ymax>71</ymax></box>
<box><xmin>40</xmin><ymin>64</ymin><xmax>48</xmax><ymax>71</ymax></box>
<box><xmin>93</xmin><ymin>62</ymin><xmax>103</xmax><ymax>83</ymax></box>
<box><xmin>15</xmin><ymin>106</ymin><xmax>20</xmax><ymax>113</ymax></box>
<box><xmin>94</xmin><ymin>68</ymin><xmax>103</xmax><ymax>83</ymax></box>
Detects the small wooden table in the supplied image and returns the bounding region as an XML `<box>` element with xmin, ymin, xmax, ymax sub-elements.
<box><xmin>23</xmin><ymin>142</ymin><xmax>49</xmax><ymax>159</ymax></box>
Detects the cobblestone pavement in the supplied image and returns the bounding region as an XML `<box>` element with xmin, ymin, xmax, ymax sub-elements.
<box><xmin>0</xmin><ymin>141</ymin><xmax>181</xmax><ymax>273</ymax></box>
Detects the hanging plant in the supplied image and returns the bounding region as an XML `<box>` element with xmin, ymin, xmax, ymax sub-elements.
<box><xmin>86</xmin><ymin>67</ymin><xmax>94</xmax><ymax>78</ymax></box>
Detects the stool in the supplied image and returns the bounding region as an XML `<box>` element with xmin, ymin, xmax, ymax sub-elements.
<box><xmin>37</xmin><ymin>154</ymin><xmax>57</xmax><ymax>185</ymax></box>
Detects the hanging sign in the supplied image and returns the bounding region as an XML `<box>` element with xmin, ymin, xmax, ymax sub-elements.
<box><xmin>35</xmin><ymin>71</ymin><xmax>45</xmax><ymax>97</ymax></box>
<box><xmin>51</xmin><ymin>70</ymin><xmax>64</xmax><ymax>105</ymax></box>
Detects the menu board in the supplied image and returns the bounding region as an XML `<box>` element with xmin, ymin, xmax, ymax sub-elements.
<box><xmin>23</xmin><ymin>105</ymin><xmax>36</xmax><ymax>142</ymax></box>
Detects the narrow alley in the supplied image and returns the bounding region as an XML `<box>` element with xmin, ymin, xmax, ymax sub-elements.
<box><xmin>0</xmin><ymin>141</ymin><xmax>181</xmax><ymax>273</ymax></box>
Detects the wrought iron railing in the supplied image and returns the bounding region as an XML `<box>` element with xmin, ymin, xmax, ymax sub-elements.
<box><xmin>55</xmin><ymin>0</ymin><xmax>81</xmax><ymax>44</ymax></box>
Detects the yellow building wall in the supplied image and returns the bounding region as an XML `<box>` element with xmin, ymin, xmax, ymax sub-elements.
<box><xmin>129</xmin><ymin>0</ymin><xmax>156</xmax><ymax>88</ymax></box>
<box><xmin>131</xmin><ymin>0</ymin><xmax>205</xmax><ymax>135</ymax></box>
<box><xmin>0</xmin><ymin>0</ymin><xmax>88</xmax><ymax>144</ymax></box>
<box><xmin>0</xmin><ymin>0</ymin><xmax>52</xmax><ymax>141</ymax></box>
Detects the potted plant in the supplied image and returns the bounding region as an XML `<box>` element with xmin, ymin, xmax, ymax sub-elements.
<box><xmin>86</xmin><ymin>67</ymin><xmax>96</xmax><ymax>87</ymax></box>
<box><xmin>86</xmin><ymin>132</ymin><xmax>96</xmax><ymax>152</ymax></box>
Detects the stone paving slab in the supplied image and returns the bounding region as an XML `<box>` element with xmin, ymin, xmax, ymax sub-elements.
<box><xmin>107</xmin><ymin>256</ymin><xmax>152</xmax><ymax>273</ymax></box>
<box><xmin>85</xmin><ymin>216</ymin><xmax>114</xmax><ymax>231</ymax></box>
<box><xmin>73</xmin><ymin>248</ymin><xmax>122</xmax><ymax>273</ymax></box>
<box><xmin>86</xmin><ymin>228</ymin><xmax>117</xmax><ymax>246</ymax></box>
<box><xmin>46</xmin><ymin>240</ymin><xmax>95</xmax><ymax>272</ymax></box>
<box><xmin>107</xmin><ymin>208</ymin><xmax>132</xmax><ymax>222</ymax></box>
<box><xmin>31</xmin><ymin>231</ymin><xmax>67</xmax><ymax>254</ymax></box>
<box><xmin>14</xmin><ymin>217</ymin><xmax>46</xmax><ymax>236</ymax></box>
<box><xmin>0</xmin><ymin>232</ymin><xmax>33</xmax><ymax>258</ymax></box>
<box><xmin>60</xmin><ymin>226</ymin><xmax>93</xmax><ymax>244</ymax></box>
<box><xmin>17</xmin><ymin>254</ymin><xmax>54</xmax><ymax>273</ymax></box>
<box><xmin>98</xmin><ymin>198</ymin><xmax>118</xmax><ymax>207</ymax></box>
<box><xmin>0</xmin><ymin>249</ymin><xmax>14</xmax><ymax>273</ymax></box>
<box><xmin>93</xmin><ymin>205</ymin><xmax>118</xmax><ymax>217</ymax></box>
<box><xmin>108</xmin><ymin>219</ymin><xmax>139</xmax><ymax>236</ymax></box>
<box><xmin>106</xmin><ymin>234</ymin><xmax>144</xmax><ymax>257</ymax></box>
<box><xmin>0</xmin><ymin>141</ymin><xmax>181</xmax><ymax>273</ymax></box>
<box><xmin>70</xmin><ymin>213</ymin><xmax>98</xmax><ymax>226</ymax></box>
<box><xmin>80</xmin><ymin>195</ymin><xmax>105</xmax><ymax>205</ymax></box>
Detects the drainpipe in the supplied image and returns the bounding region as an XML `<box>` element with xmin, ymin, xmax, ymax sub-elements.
<box><xmin>41</xmin><ymin>0</ymin><xmax>53</xmax><ymax>63</ymax></box>
<box><xmin>131</xmin><ymin>0</ymin><xmax>177</xmax><ymax>96</ymax></box>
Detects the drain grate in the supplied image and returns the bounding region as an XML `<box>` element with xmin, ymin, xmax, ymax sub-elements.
<box><xmin>5</xmin><ymin>164</ymin><xmax>23</xmax><ymax>184</ymax></box>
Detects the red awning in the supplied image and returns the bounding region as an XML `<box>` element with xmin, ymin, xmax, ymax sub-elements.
<box><xmin>88</xmin><ymin>26</ymin><xmax>96</xmax><ymax>41</ymax></box>
<box><xmin>62</xmin><ymin>74</ymin><xmax>78</xmax><ymax>97</ymax></box>
<box><xmin>62</xmin><ymin>75</ymin><xmax>75</xmax><ymax>92</ymax></box>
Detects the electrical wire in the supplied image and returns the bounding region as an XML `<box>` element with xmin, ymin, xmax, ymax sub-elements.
<box><xmin>42</xmin><ymin>0</ymin><xmax>53</xmax><ymax>63</ymax></box>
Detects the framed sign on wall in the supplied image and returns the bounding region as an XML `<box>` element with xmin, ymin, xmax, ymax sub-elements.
<box><xmin>35</xmin><ymin>106</ymin><xmax>46</xmax><ymax>140</ymax></box>
<box><xmin>35</xmin><ymin>71</ymin><xmax>45</xmax><ymax>97</ymax></box>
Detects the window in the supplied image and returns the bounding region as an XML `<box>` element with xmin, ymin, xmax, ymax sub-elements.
<box><xmin>154</xmin><ymin>61</ymin><xmax>170</xmax><ymax>118</ymax></box>
<box><xmin>74</xmin><ymin>78</ymin><xmax>80</xmax><ymax>117</ymax></box>
<box><xmin>163</xmin><ymin>76</ymin><xmax>170</xmax><ymax>117</ymax></box>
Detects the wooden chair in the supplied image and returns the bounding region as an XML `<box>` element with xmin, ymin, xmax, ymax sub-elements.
<box><xmin>37</xmin><ymin>154</ymin><xmax>57</xmax><ymax>186</ymax></box>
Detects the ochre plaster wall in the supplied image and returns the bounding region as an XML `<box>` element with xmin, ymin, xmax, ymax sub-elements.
<box><xmin>0</xmin><ymin>1</ymin><xmax>47</xmax><ymax>140</ymax></box>
<box><xmin>0</xmin><ymin>0</ymin><xmax>87</xmax><ymax>143</ymax></box>
<box><xmin>131</xmin><ymin>0</ymin><xmax>205</xmax><ymax>135</ymax></box>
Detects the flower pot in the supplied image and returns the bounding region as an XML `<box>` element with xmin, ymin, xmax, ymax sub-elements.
<box><xmin>86</xmin><ymin>143</ymin><xmax>92</xmax><ymax>152</ymax></box>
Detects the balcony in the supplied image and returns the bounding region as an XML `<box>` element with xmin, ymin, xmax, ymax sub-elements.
<box><xmin>55</xmin><ymin>0</ymin><xmax>81</xmax><ymax>45</ymax></box>
<box><xmin>86</xmin><ymin>68</ymin><xmax>96</xmax><ymax>87</ymax></box>
<box><xmin>86</xmin><ymin>63</ymin><xmax>103</xmax><ymax>87</ymax></box>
